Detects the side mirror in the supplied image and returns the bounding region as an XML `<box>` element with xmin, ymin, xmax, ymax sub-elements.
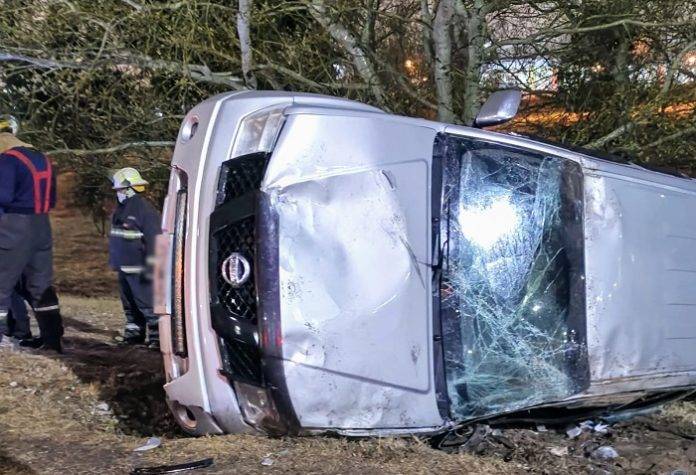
<box><xmin>473</xmin><ymin>90</ymin><xmax>522</xmax><ymax>128</ymax></box>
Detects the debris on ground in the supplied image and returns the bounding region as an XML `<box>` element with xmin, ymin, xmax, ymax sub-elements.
<box><xmin>590</xmin><ymin>445</ymin><xmax>619</xmax><ymax>460</ymax></box>
<box><xmin>130</xmin><ymin>457</ymin><xmax>214</xmax><ymax>474</ymax></box>
<box><xmin>565</xmin><ymin>425</ymin><xmax>582</xmax><ymax>439</ymax></box>
<box><xmin>134</xmin><ymin>437</ymin><xmax>162</xmax><ymax>452</ymax></box>
<box><xmin>548</xmin><ymin>446</ymin><xmax>567</xmax><ymax>457</ymax></box>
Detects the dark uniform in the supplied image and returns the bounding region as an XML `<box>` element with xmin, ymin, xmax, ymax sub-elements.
<box><xmin>5</xmin><ymin>287</ymin><xmax>32</xmax><ymax>341</ymax></box>
<box><xmin>109</xmin><ymin>193</ymin><xmax>161</xmax><ymax>345</ymax></box>
<box><xmin>0</xmin><ymin>145</ymin><xmax>63</xmax><ymax>351</ymax></box>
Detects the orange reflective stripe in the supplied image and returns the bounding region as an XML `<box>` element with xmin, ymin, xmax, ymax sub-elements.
<box><xmin>3</xmin><ymin>149</ymin><xmax>52</xmax><ymax>214</ymax></box>
<box><xmin>43</xmin><ymin>156</ymin><xmax>52</xmax><ymax>213</ymax></box>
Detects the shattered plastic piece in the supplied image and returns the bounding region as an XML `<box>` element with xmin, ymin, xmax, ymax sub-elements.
<box><xmin>260</xmin><ymin>457</ymin><xmax>274</xmax><ymax>466</ymax></box>
<box><xmin>133</xmin><ymin>437</ymin><xmax>161</xmax><ymax>452</ymax></box>
<box><xmin>591</xmin><ymin>446</ymin><xmax>619</xmax><ymax>460</ymax></box>
<box><xmin>602</xmin><ymin>405</ymin><xmax>661</xmax><ymax>423</ymax></box>
<box><xmin>579</xmin><ymin>420</ymin><xmax>594</xmax><ymax>430</ymax></box>
<box><xmin>593</xmin><ymin>423</ymin><xmax>609</xmax><ymax>434</ymax></box>
<box><xmin>549</xmin><ymin>446</ymin><xmax>568</xmax><ymax>457</ymax></box>
<box><xmin>566</xmin><ymin>426</ymin><xmax>582</xmax><ymax>439</ymax></box>
<box><xmin>130</xmin><ymin>458</ymin><xmax>214</xmax><ymax>474</ymax></box>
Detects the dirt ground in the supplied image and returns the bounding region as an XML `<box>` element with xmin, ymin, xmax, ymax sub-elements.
<box><xmin>0</xmin><ymin>206</ymin><xmax>694</xmax><ymax>474</ymax></box>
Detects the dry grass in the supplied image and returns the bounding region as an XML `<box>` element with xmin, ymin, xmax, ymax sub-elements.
<box><xmin>0</xmin><ymin>297</ymin><xmax>512</xmax><ymax>474</ymax></box>
<box><xmin>1</xmin><ymin>296</ymin><xmax>694</xmax><ymax>474</ymax></box>
<box><xmin>51</xmin><ymin>207</ymin><xmax>118</xmax><ymax>297</ymax></box>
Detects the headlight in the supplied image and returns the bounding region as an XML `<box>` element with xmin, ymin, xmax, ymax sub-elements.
<box><xmin>231</xmin><ymin>107</ymin><xmax>285</xmax><ymax>158</ymax></box>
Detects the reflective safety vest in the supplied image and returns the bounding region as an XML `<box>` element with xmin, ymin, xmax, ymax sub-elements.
<box><xmin>3</xmin><ymin>148</ymin><xmax>53</xmax><ymax>214</ymax></box>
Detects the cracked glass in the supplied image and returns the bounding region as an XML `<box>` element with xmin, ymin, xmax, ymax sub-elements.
<box><xmin>438</xmin><ymin>136</ymin><xmax>587</xmax><ymax>419</ymax></box>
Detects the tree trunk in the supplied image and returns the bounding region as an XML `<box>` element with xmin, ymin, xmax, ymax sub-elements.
<box><xmin>237</xmin><ymin>0</ymin><xmax>258</xmax><ymax>89</ymax></box>
<box><xmin>460</xmin><ymin>0</ymin><xmax>486</xmax><ymax>125</ymax></box>
<box><xmin>432</xmin><ymin>0</ymin><xmax>455</xmax><ymax>122</ymax></box>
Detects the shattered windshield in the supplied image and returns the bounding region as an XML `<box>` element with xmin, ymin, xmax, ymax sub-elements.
<box><xmin>437</xmin><ymin>135</ymin><xmax>587</xmax><ymax>420</ymax></box>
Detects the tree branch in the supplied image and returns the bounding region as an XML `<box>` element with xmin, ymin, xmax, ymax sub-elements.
<box><xmin>661</xmin><ymin>40</ymin><xmax>696</xmax><ymax>96</ymax></box>
<box><xmin>48</xmin><ymin>140</ymin><xmax>175</xmax><ymax>156</ymax></box>
<box><xmin>255</xmin><ymin>62</ymin><xmax>369</xmax><ymax>91</ymax></box>
<box><xmin>0</xmin><ymin>48</ymin><xmax>245</xmax><ymax>89</ymax></box>
<box><xmin>496</xmin><ymin>18</ymin><xmax>696</xmax><ymax>47</ymax></box>
<box><xmin>307</xmin><ymin>0</ymin><xmax>387</xmax><ymax>106</ymax></box>
<box><xmin>584</xmin><ymin>122</ymin><xmax>635</xmax><ymax>149</ymax></box>
<box><xmin>641</xmin><ymin>125</ymin><xmax>696</xmax><ymax>151</ymax></box>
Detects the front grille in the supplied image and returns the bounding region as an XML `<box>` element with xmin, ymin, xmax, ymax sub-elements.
<box><xmin>214</xmin><ymin>216</ymin><xmax>257</xmax><ymax>320</ymax></box>
<box><xmin>216</xmin><ymin>153</ymin><xmax>270</xmax><ymax>205</ymax></box>
<box><xmin>210</xmin><ymin>152</ymin><xmax>271</xmax><ymax>387</ymax></box>
<box><xmin>219</xmin><ymin>338</ymin><xmax>264</xmax><ymax>384</ymax></box>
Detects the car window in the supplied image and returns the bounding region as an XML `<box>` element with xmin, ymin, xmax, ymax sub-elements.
<box><xmin>437</xmin><ymin>135</ymin><xmax>587</xmax><ymax>419</ymax></box>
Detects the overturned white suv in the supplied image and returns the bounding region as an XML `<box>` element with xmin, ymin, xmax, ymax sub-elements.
<box><xmin>155</xmin><ymin>90</ymin><xmax>696</xmax><ymax>437</ymax></box>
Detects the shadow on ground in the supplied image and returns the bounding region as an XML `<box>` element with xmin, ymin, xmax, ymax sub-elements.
<box><xmin>53</xmin><ymin>316</ymin><xmax>180</xmax><ymax>437</ymax></box>
<box><xmin>0</xmin><ymin>448</ymin><xmax>35</xmax><ymax>475</ymax></box>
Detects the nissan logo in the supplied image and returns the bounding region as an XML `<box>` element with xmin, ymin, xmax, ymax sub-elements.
<box><xmin>221</xmin><ymin>252</ymin><xmax>251</xmax><ymax>288</ymax></box>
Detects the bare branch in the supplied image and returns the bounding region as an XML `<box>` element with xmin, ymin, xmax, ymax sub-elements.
<box><xmin>307</xmin><ymin>0</ymin><xmax>387</xmax><ymax>106</ymax></box>
<box><xmin>48</xmin><ymin>140</ymin><xmax>175</xmax><ymax>156</ymax></box>
<box><xmin>0</xmin><ymin>48</ymin><xmax>245</xmax><ymax>89</ymax></box>
<box><xmin>661</xmin><ymin>40</ymin><xmax>696</xmax><ymax>96</ymax></box>
<box><xmin>0</xmin><ymin>51</ymin><xmax>82</xmax><ymax>70</ymax></box>
<box><xmin>120</xmin><ymin>0</ymin><xmax>143</xmax><ymax>10</ymax></box>
<box><xmin>255</xmin><ymin>62</ymin><xmax>369</xmax><ymax>91</ymax></box>
<box><xmin>585</xmin><ymin>122</ymin><xmax>635</xmax><ymax>149</ymax></box>
<box><xmin>641</xmin><ymin>125</ymin><xmax>696</xmax><ymax>151</ymax></box>
<box><xmin>496</xmin><ymin>18</ymin><xmax>696</xmax><ymax>47</ymax></box>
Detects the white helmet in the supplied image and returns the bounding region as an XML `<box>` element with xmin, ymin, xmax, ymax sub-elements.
<box><xmin>112</xmin><ymin>167</ymin><xmax>149</xmax><ymax>190</ymax></box>
<box><xmin>0</xmin><ymin>115</ymin><xmax>20</xmax><ymax>135</ymax></box>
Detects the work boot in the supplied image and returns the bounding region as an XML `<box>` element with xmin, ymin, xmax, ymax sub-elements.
<box><xmin>34</xmin><ymin>309</ymin><xmax>63</xmax><ymax>353</ymax></box>
<box><xmin>18</xmin><ymin>336</ymin><xmax>44</xmax><ymax>349</ymax></box>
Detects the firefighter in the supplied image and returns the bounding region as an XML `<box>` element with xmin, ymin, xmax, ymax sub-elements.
<box><xmin>0</xmin><ymin>115</ymin><xmax>63</xmax><ymax>352</ymax></box>
<box><xmin>109</xmin><ymin>167</ymin><xmax>161</xmax><ymax>349</ymax></box>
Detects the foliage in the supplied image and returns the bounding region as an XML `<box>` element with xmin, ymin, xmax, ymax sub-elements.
<box><xmin>0</xmin><ymin>0</ymin><xmax>694</xmax><ymax>216</ymax></box>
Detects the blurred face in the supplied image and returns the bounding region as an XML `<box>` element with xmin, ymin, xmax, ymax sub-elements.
<box><xmin>116</xmin><ymin>188</ymin><xmax>135</xmax><ymax>203</ymax></box>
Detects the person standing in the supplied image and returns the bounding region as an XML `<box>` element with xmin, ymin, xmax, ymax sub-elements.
<box><xmin>109</xmin><ymin>167</ymin><xmax>161</xmax><ymax>349</ymax></box>
<box><xmin>0</xmin><ymin>115</ymin><xmax>63</xmax><ymax>352</ymax></box>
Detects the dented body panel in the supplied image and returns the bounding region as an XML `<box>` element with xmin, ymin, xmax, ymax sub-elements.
<box><xmin>157</xmin><ymin>91</ymin><xmax>696</xmax><ymax>436</ymax></box>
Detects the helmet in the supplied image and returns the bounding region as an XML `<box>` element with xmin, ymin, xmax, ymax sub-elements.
<box><xmin>112</xmin><ymin>167</ymin><xmax>149</xmax><ymax>190</ymax></box>
<box><xmin>0</xmin><ymin>115</ymin><xmax>19</xmax><ymax>135</ymax></box>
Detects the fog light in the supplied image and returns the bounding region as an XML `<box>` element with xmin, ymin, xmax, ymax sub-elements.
<box><xmin>234</xmin><ymin>382</ymin><xmax>286</xmax><ymax>435</ymax></box>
